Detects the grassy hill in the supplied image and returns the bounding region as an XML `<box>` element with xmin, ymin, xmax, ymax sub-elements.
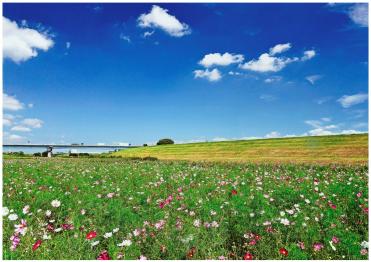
<box><xmin>112</xmin><ymin>133</ymin><xmax>368</xmax><ymax>164</ymax></box>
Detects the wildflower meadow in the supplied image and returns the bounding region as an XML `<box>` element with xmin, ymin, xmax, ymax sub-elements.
<box><xmin>2</xmin><ymin>158</ymin><xmax>368</xmax><ymax>260</ymax></box>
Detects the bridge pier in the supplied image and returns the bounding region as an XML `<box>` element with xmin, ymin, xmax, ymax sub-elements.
<box><xmin>47</xmin><ymin>146</ymin><xmax>53</xmax><ymax>158</ymax></box>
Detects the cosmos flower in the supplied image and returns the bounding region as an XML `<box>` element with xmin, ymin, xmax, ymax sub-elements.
<box><xmin>32</xmin><ymin>240</ymin><xmax>42</xmax><ymax>251</ymax></box>
<box><xmin>243</xmin><ymin>252</ymin><xmax>253</xmax><ymax>260</ymax></box>
<box><xmin>279</xmin><ymin>248</ymin><xmax>288</xmax><ymax>256</ymax></box>
<box><xmin>51</xmin><ymin>200</ymin><xmax>61</xmax><ymax>208</ymax></box>
<box><xmin>22</xmin><ymin>205</ymin><xmax>30</xmax><ymax>214</ymax></box>
<box><xmin>8</xmin><ymin>213</ymin><xmax>18</xmax><ymax>221</ymax></box>
<box><xmin>86</xmin><ymin>231</ymin><xmax>97</xmax><ymax>240</ymax></box>
<box><xmin>97</xmin><ymin>250</ymin><xmax>111</xmax><ymax>260</ymax></box>
<box><xmin>14</xmin><ymin>219</ymin><xmax>27</xmax><ymax>236</ymax></box>
<box><xmin>10</xmin><ymin>234</ymin><xmax>20</xmax><ymax>251</ymax></box>
<box><xmin>139</xmin><ymin>255</ymin><xmax>147</xmax><ymax>260</ymax></box>
<box><xmin>193</xmin><ymin>219</ymin><xmax>201</xmax><ymax>227</ymax></box>
<box><xmin>117</xmin><ymin>239</ymin><xmax>132</xmax><ymax>247</ymax></box>
<box><xmin>45</xmin><ymin>210</ymin><xmax>52</xmax><ymax>217</ymax></box>
<box><xmin>91</xmin><ymin>240</ymin><xmax>100</xmax><ymax>247</ymax></box>
<box><xmin>2</xmin><ymin>207</ymin><xmax>9</xmax><ymax>216</ymax></box>
<box><xmin>104</xmin><ymin>232</ymin><xmax>113</xmax><ymax>238</ymax></box>
<box><xmin>313</xmin><ymin>243</ymin><xmax>324</xmax><ymax>251</ymax></box>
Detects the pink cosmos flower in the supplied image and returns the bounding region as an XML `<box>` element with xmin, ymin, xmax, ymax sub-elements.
<box><xmin>14</xmin><ymin>219</ymin><xmax>27</xmax><ymax>236</ymax></box>
<box><xmin>331</xmin><ymin>236</ymin><xmax>340</xmax><ymax>244</ymax></box>
<box><xmin>297</xmin><ymin>241</ymin><xmax>305</xmax><ymax>250</ymax></box>
<box><xmin>313</xmin><ymin>243</ymin><xmax>324</xmax><ymax>251</ymax></box>
<box><xmin>357</xmin><ymin>192</ymin><xmax>362</xmax><ymax>198</ymax></box>
<box><xmin>177</xmin><ymin>187</ymin><xmax>182</xmax><ymax>193</ymax></box>
<box><xmin>97</xmin><ymin>250</ymin><xmax>111</xmax><ymax>260</ymax></box>
<box><xmin>10</xmin><ymin>234</ymin><xmax>20</xmax><ymax>251</ymax></box>
<box><xmin>360</xmin><ymin>249</ymin><xmax>368</xmax><ymax>255</ymax></box>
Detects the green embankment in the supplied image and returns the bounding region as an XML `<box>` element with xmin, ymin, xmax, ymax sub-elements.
<box><xmin>112</xmin><ymin>133</ymin><xmax>368</xmax><ymax>164</ymax></box>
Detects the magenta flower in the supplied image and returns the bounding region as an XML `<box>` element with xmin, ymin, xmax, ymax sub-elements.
<box><xmin>313</xmin><ymin>242</ymin><xmax>324</xmax><ymax>251</ymax></box>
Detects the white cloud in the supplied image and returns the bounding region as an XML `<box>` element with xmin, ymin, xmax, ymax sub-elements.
<box><xmin>28</xmin><ymin>103</ymin><xmax>34</xmax><ymax>108</ymax></box>
<box><xmin>306</xmin><ymin>74</ymin><xmax>322</xmax><ymax>85</ymax></box>
<box><xmin>194</xmin><ymin>68</ymin><xmax>222</xmax><ymax>82</ymax></box>
<box><xmin>137</xmin><ymin>5</ymin><xmax>191</xmax><ymax>37</ymax></box>
<box><xmin>348</xmin><ymin>3</ymin><xmax>368</xmax><ymax>27</ymax></box>
<box><xmin>315</xmin><ymin>96</ymin><xmax>331</xmax><ymax>105</ymax></box>
<box><xmin>11</xmin><ymin>125</ymin><xmax>31</xmax><ymax>132</ymax></box>
<box><xmin>308</xmin><ymin>128</ymin><xmax>334</xmax><ymax>136</ymax></box>
<box><xmin>337</xmin><ymin>93</ymin><xmax>368</xmax><ymax>108</ymax></box>
<box><xmin>265</xmin><ymin>131</ymin><xmax>280</xmax><ymax>138</ymax></box>
<box><xmin>3</xmin><ymin>133</ymin><xmax>27</xmax><ymax>144</ymax></box>
<box><xmin>264</xmin><ymin>76</ymin><xmax>282</xmax><ymax>83</ymax></box>
<box><xmin>3</xmin><ymin>114</ymin><xmax>15</xmax><ymax>126</ymax></box>
<box><xmin>66</xmin><ymin>42</ymin><xmax>71</xmax><ymax>49</ymax></box>
<box><xmin>321</xmin><ymin>117</ymin><xmax>331</xmax><ymax>122</ymax></box>
<box><xmin>120</xmin><ymin>34</ymin><xmax>131</xmax><ymax>43</ymax></box>
<box><xmin>212</xmin><ymin>137</ymin><xmax>229</xmax><ymax>142</ymax></box>
<box><xmin>228</xmin><ymin>71</ymin><xmax>243</xmax><ymax>76</ymax></box>
<box><xmin>3</xmin><ymin>93</ymin><xmax>24</xmax><ymax>111</ymax></box>
<box><xmin>199</xmin><ymin>52</ymin><xmax>244</xmax><ymax>68</ymax></box>
<box><xmin>240</xmin><ymin>53</ymin><xmax>298</xmax><ymax>73</ymax></box>
<box><xmin>301</xmin><ymin>50</ymin><xmax>316</xmax><ymax>61</ymax></box>
<box><xmin>3</xmin><ymin>17</ymin><xmax>54</xmax><ymax>63</ymax></box>
<box><xmin>269</xmin><ymin>43</ymin><xmax>291</xmax><ymax>55</ymax></box>
<box><xmin>21</xmin><ymin>118</ymin><xmax>44</xmax><ymax>128</ymax></box>
<box><xmin>143</xmin><ymin>31</ymin><xmax>154</xmax><ymax>38</ymax></box>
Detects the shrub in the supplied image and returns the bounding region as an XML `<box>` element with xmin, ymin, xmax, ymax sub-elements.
<box><xmin>156</xmin><ymin>138</ymin><xmax>174</xmax><ymax>145</ymax></box>
<box><xmin>143</xmin><ymin>144</ymin><xmax>148</xmax><ymax>147</ymax></box>
<box><xmin>33</xmin><ymin>152</ymin><xmax>42</xmax><ymax>157</ymax></box>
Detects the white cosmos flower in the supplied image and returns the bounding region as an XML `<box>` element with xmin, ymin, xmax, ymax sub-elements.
<box><xmin>305</xmin><ymin>199</ymin><xmax>310</xmax><ymax>204</ymax></box>
<box><xmin>2</xmin><ymin>207</ymin><xmax>9</xmax><ymax>216</ymax></box>
<box><xmin>45</xmin><ymin>210</ymin><xmax>52</xmax><ymax>217</ymax></box>
<box><xmin>8</xmin><ymin>214</ymin><xmax>18</xmax><ymax>221</ymax></box>
<box><xmin>361</xmin><ymin>241</ymin><xmax>368</xmax><ymax>249</ymax></box>
<box><xmin>280</xmin><ymin>211</ymin><xmax>285</xmax><ymax>216</ymax></box>
<box><xmin>51</xmin><ymin>200</ymin><xmax>61</xmax><ymax>208</ymax></box>
<box><xmin>193</xmin><ymin>219</ymin><xmax>201</xmax><ymax>227</ymax></box>
<box><xmin>118</xmin><ymin>239</ymin><xmax>132</xmax><ymax>247</ymax></box>
<box><xmin>91</xmin><ymin>240</ymin><xmax>100</xmax><ymax>247</ymax></box>
<box><xmin>280</xmin><ymin>218</ymin><xmax>290</xmax><ymax>226</ymax></box>
<box><xmin>22</xmin><ymin>205</ymin><xmax>30</xmax><ymax>214</ymax></box>
<box><xmin>104</xmin><ymin>232</ymin><xmax>113</xmax><ymax>238</ymax></box>
<box><xmin>113</xmin><ymin>228</ymin><xmax>119</xmax><ymax>233</ymax></box>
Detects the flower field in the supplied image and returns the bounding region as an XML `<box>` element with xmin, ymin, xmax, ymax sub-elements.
<box><xmin>2</xmin><ymin>158</ymin><xmax>369</xmax><ymax>260</ymax></box>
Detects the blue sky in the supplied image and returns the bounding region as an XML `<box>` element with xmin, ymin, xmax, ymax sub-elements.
<box><xmin>3</xmin><ymin>3</ymin><xmax>369</xmax><ymax>145</ymax></box>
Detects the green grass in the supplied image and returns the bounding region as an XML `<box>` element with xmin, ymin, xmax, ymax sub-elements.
<box><xmin>113</xmin><ymin>134</ymin><xmax>368</xmax><ymax>164</ymax></box>
<box><xmin>2</xmin><ymin>158</ymin><xmax>368</xmax><ymax>259</ymax></box>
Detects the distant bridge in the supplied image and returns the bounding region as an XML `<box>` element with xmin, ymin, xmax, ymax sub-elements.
<box><xmin>3</xmin><ymin>144</ymin><xmax>139</xmax><ymax>157</ymax></box>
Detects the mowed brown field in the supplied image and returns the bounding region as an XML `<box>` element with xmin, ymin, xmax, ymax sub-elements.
<box><xmin>112</xmin><ymin>134</ymin><xmax>368</xmax><ymax>164</ymax></box>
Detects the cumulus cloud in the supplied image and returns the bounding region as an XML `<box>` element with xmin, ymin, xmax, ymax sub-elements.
<box><xmin>269</xmin><ymin>43</ymin><xmax>291</xmax><ymax>55</ymax></box>
<box><xmin>143</xmin><ymin>31</ymin><xmax>154</xmax><ymax>38</ymax></box>
<box><xmin>11</xmin><ymin>125</ymin><xmax>31</xmax><ymax>132</ymax></box>
<box><xmin>3</xmin><ymin>17</ymin><xmax>54</xmax><ymax>63</ymax></box>
<box><xmin>265</xmin><ymin>131</ymin><xmax>280</xmax><ymax>138</ymax></box>
<box><xmin>3</xmin><ymin>133</ymin><xmax>27</xmax><ymax>144</ymax></box>
<box><xmin>348</xmin><ymin>3</ymin><xmax>368</xmax><ymax>27</ymax></box>
<box><xmin>193</xmin><ymin>68</ymin><xmax>222</xmax><ymax>82</ymax></box>
<box><xmin>21</xmin><ymin>118</ymin><xmax>44</xmax><ymax>128</ymax></box>
<box><xmin>301</xmin><ymin>50</ymin><xmax>316</xmax><ymax>61</ymax></box>
<box><xmin>240</xmin><ymin>53</ymin><xmax>298</xmax><ymax>72</ymax></box>
<box><xmin>337</xmin><ymin>93</ymin><xmax>368</xmax><ymax>108</ymax></box>
<box><xmin>137</xmin><ymin>5</ymin><xmax>191</xmax><ymax>37</ymax></box>
<box><xmin>306</xmin><ymin>74</ymin><xmax>322</xmax><ymax>85</ymax></box>
<box><xmin>199</xmin><ymin>52</ymin><xmax>244</xmax><ymax>68</ymax></box>
<box><xmin>3</xmin><ymin>93</ymin><xmax>24</xmax><ymax>111</ymax></box>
